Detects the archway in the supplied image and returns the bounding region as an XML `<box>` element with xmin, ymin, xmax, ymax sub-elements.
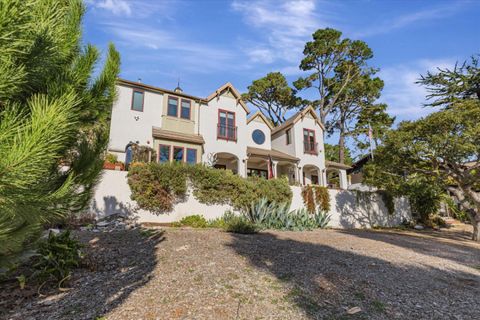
<box><xmin>213</xmin><ymin>152</ymin><xmax>239</xmax><ymax>175</ymax></box>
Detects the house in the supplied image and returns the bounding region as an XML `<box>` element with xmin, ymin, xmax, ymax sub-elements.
<box><xmin>107</xmin><ymin>79</ymin><xmax>351</xmax><ymax>189</ymax></box>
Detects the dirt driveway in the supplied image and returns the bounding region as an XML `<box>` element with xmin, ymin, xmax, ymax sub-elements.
<box><xmin>3</xmin><ymin>226</ymin><xmax>480</xmax><ymax>320</ymax></box>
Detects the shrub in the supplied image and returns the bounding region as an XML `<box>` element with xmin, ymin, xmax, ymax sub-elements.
<box><xmin>208</xmin><ymin>210</ymin><xmax>237</xmax><ymax>228</ymax></box>
<box><xmin>302</xmin><ymin>185</ymin><xmax>330</xmax><ymax>213</ymax></box>
<box><xmin>177</xmin><ymin>215</ymin><xmax>208</xmax><ymax>228</ymax></box>
<box><xmin>128</xmin><ymin>162</ymin><xmax>188</xmax><ymax>213</ymax></box>
<box><xmin>33</xmin><ymin>231</ymin><xmax>83</xmax><ymax>287</ymax></box>
<box><xmin>128</xmin><ymin>163</ymin><xmax>292</xmax><ymax>214</ymax></box>
<box><xmin>105</xmin><ymin>153</ymin><xmax>118</xmax><ymax>164</ymax></box>
<box><xmin>225</xmin><ymin>217</ymin><xmax>258</xmax><ymax>234</ymax></box>
<box><xmin>248</xmin><ymin>198</ymin><xmax>331</xmax><ymax>231</ymax></box>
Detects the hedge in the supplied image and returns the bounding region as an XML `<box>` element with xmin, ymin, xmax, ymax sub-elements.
<box><xmin>127</xmin><ymin>162</ymin><xmax>292</xmax><ymax>214</ymax></box>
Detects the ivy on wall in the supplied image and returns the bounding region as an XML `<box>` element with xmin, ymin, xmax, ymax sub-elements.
<box><xmin>127</xmin><ymin>162</ymin><xmax>292</xmax><ymax>214</ymax></box>
<box><xmin>301</xmin><ymin>185</ymin><xmax>330</xmax><ymax>213</ymax></box>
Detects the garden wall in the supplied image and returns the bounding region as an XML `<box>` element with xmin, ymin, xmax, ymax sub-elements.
<box><xmin>91</xmin><ymin>170</ymin><xmax>411</xmax><ymax>228</ymax></box>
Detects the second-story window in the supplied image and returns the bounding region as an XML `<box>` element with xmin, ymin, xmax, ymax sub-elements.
<box><xmin>303</xmin><ymin>129</ymin><xmax>317</xmax><ymax>154</ymax></box>
<box><xmin>180</xmin><ymin>99</ymin><xmax>191</xmax><ymax>120</ymax></box>
<box><xmin>286</xmin><ymin>128</ymin><xmax>291</xmax><ymax>145</ymax></box>
<box><xmin>218</xmin><ymin>110</ymin><xmax>236</xmax><ymax>141</ymax></box>
<box><xmin>131</xmin><ymin>90</ymin><xmax>144</xmax><ymax>111</ymax></box>
<box><xmin>168</xmin><ymin>96</ymin><xmax>178</xmax><ymax>117</ymax></box>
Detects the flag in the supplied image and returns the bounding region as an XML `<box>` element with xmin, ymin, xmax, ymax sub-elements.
<box><xmin>268</xmin><ymin>155</ymin><xmax>274</xmax><ymax>179</ymax></box>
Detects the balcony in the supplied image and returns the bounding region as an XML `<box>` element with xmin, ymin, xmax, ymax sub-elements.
<box><xmin>217</xmin><ymin>124</ymin><xmax>237</xmax><ymax>141</ymax></box>
<box><xmin>304</xmin><ymin>141</ymin><xmax>318</xmax><ymax>155</ymax></box>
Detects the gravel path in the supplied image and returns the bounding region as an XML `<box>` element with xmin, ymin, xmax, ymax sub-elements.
<box><xmin>2</xmin><ymin>226</ymin><xmax>480</xmax><ymax>320</ymax></box>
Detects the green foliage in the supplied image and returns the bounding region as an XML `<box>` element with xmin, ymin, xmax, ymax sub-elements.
<box><xmin>248</xmin><ymin>198</ymin><xmax>330</xmax><ymax>231</ymax></box>
<box><xmin>301</xmin><ymin>185</ymin><xmax>330</xmax><ymax>213</ymax></box>
<box><xmin>225</xmin><ymin>217</ymin><xmax>258</xmax><ymax>234</ymax></box>
<box><xmin>208</xmin><ymin>211</ymin><xmax>237</xmax><ymax>229</ymax></box>
<box><xmin>128</xmin><ymin>163</ymin><xmax>292</xmax><ymax>214</ymax></box>
<box><xmin>128</xmin><ymin>163</ymin><xmax>188</xmax><ymax>212</ymax></box>
<box><xmin>324</xmin><ymin>143</ymin><xmax>353</xmax><ymax>165</ymax></box>
<box><xmin>33</xmin><ymin>231</ymin><xmax>83</xmax><ymax>286</ymax></box>
<box><xmin>131</xmin><ymin>144</ymin><xmax>157</xmax><ymax>163</ymax></box>
<box><xmin>177</xmin><ymin>215</ymin><xmax>208</xmax><ymax>228</ymax></box>
<box><xmin>418</xmin><ymin>54</ymin><xmax>480</xmax><ymax>108</ymax></box>
<box><xmin>0</xmin><ymin>0</ymin><xmax>120</xmax><ymax>262</ymax></box>
<box><xmin>241</xmin><ymin>72</ymin><xmax>301</xmax><ymax>125</ymax></box>
<box><xmin>378</xmin><ymin>190</ymin><xmax>395</xmax><ymax>216</ymax></box>
<box><xmin>105</xmin><ymin>153</ymin><xmax>118</xmax><ymax>164</ymax></box>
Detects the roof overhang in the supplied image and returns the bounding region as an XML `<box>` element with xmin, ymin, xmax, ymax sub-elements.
<box><xmin>207</xmin><ymin>82</ymin><xmax>250</xmax><ymax>114</ymax></box>
<box><xmin>247</xmin><ymin>111</ymin><xmax>274</xmax><ymax>130</ymax></box>
<box><xmin>247</xmin><ymin>147</ymin><xmax>299</xmax><ymax>162</ymax></box>
<box><xmin>152</xmin><ymin>127</ymin><xmax>205</xmax><ymax>145</ymax></box>
<box><xmin>326</xmin><ymin>160</ymin><xmax>352</xmax><ymax>170</ymax></box>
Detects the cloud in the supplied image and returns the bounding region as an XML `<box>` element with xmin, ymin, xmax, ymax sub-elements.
<box><xmin>232</xmin><ymin>0</ymin><xmax>328</xmax><ymax>65</ymax></box>
<box><xmin>86</xmin><ymin>0</ymin><xmax>131</xmax><ymax>16</ymax></box>
<box><xmin>354</xmin><ymin>2</ymin><xmax>469</xmax><ymax>38</ymax></box>
<box><xmin>378</xmin><ymin>58</ymin><xmax>455</xmax><ymax>120</ymax></box>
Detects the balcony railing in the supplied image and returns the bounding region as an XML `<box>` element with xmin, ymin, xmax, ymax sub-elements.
<box><xmin>217</xmin><ymin>124</ymin><xmax>237</xmax><ymax>141</ymax></box>
<box><xmin>304</xmin><ymin>141</ymin><xmax>318</xmax><ymax>154</ymax></box>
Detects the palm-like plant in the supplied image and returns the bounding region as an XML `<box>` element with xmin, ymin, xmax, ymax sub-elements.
<box><xmin>0</xmin><ymin>0</ymin><xmax>120</xmax><ymax>263</ymax></box>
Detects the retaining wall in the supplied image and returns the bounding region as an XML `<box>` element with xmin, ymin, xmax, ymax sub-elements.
<box><xmin>91</xmin><ymin>170</ymin><xmax>411</xmax><ymax>228</ymax></box>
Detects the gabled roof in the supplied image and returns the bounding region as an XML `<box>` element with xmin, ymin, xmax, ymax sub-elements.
<box><xmin>206</xmin><ymin>82</ymin><xmax>250</xmax><ymax>114</ymax></box>
<box><xmin>247</xmin><ymin>111</ymin><xmax>274</xmax><ymax>130</ymax></box>
<box><xmin>271</xmin><ymin>106</ymin><xmax>325</xmax><ymax>135</ymax></box>
<box><xmin>117</xmin><ymin>78</ymin><xmax>207</xmax><ymax>103</ymax></box>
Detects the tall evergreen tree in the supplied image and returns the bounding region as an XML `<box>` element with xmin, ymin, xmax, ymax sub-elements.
<box><xmin>0</xmin><ymin>0</ymin><xmax>120</xmax><ymax>262</ymax></box>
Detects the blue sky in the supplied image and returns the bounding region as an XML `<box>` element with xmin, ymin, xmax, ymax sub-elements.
<box><xmin>84</xmin><ymin>0</ymin><xmax>479</xmax><ymax>140</ymax></box>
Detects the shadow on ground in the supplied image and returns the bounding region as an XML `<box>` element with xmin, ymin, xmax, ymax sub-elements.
<box><xmin>1</xmin><ymin>229</ymin><xmax>164</xmax><ymax>320</ymax></box>
<box><xmin>228</xmin><ymin>231</ymin><xmax>480</xmax><ymax>319</ymax></box>
<box><xmin>338</xmin><ymin>228</ymin><xmax>480</xmax><ymax>266</ymax></box>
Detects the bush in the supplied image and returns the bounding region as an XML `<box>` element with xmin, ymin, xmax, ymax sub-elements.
<box><xmin>225</xmin><ymin>216</ymin><xmax>258</xmax><ymax>234</ymax></box>
<box><xmin>248</xmin><ymin>198</ymin><xmax>331</xmax><ymax>231</ymax></box>
<box><xmin>33</xmin><ymin>231</ymin><xmax>83</xmax><ymax>287</ymax></box>
<box><xmin>105</xmin><ymin>153</ymin><xmax>118</xmax><ymax>164</ymax></box>
<box><xmin>177</xmin><ymin>215</ymin><xmax>208</xmax><ymax>228</ymax></box>
<box><xmin>208</xmin><ymin>210</ymin><xmax>237</xmax><ymax>229</ymax></box>
<box><xmin>128</xmin><ymin>163</ymin><xmax>292</xmax><ymax>214</ymax></box>
<box><xmin>301</xmin><ymin>185</ymin><xmax>330</xmax><ymax>213</ymax></box>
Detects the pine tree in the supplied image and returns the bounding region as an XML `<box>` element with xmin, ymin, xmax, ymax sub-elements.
<box><xmin>0</xmin><ymin>0</ymin><xmax>120</xmax><ymax>263</ymax></box>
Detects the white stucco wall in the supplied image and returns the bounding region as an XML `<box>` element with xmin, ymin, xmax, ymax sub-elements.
<box><xmin>108</xmin><ymin>85</ymin><xmax>164</xmax><ymax>160</ymax></box>
<box><xmin>92</xmin><ymin>170</ymin><xmax>411</xmax><ymax>228</ymax></box>
<box><xmin>293</xmin><ymin>116</ymin><xmax>326</xmax><ymax>172</ymax></box>
<box><xmin>246</xmin><ymin>119</ymin><xmax>272</xmax><ymax>150</ymax></box>
<box><xmin>199</xmin><ymin>92</ymin><xmax>248</xmax><ymax>175</ymax></box>
<box><xmin>271</xmin><ymin>127</ymin><xmax>296</xmax><ymax>155</ymax></box>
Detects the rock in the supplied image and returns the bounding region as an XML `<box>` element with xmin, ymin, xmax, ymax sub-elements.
<box><xmin>347</xmin><ymin>307</ymin><xmax>362</xmax><ymax>315</ymax></box>
<box><xmin>414</xmin><ymin>225</ymin><xmax>424</xmax><ymax>230</ymax></box>
<box><xmin>97</xmin><ymin>221</ymin><xmax>110</xmax><ymax>228</ymax></box>
<box><xmin>48</xmin><ymin>228</ymin><xmax>61</xmax><ymax>234</ymax></box>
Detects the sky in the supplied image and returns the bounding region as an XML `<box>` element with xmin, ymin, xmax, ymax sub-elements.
<box><xmin>84</xmin><ymin>0</ymin><xmax>479</xmax><ymax>145</ymax></box>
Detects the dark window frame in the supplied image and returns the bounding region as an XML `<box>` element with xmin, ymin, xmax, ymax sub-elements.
<box><xmin>172</xmin><ymin>146</ymin><xmax>184</xmax><ymax>162</ymax></box>
<box><xmin>217</xmin><ymin>109</ymin><xmax>237</xmax><ymax>141</ymax></box>
<box><xmin>167</xmin><ymin>96</ymin><xmax>179</xmax><ymax>117</ymax></box>
<box><xmin>131</xmin><ymin>90</ymin><xmax>144</xmax><ymax>112</ymax></box>
<box><xmin>303</xmin><ymin>128</ymin><xmax>317</xmax><ymax>154</ymax></box>
<box><xmin>286</xmin><ymin>128</ymin><xmax>291</xmax><ymax>145</ymax></box>
<box><xmin>180</xmin><ymin>99</ymin><xmax>191</xmax><ymax>120</ymax></box>
<box><xmin>186</xmin><ymin>148</ymin><xmax>197</xmax><ymax>164</ymax></box>
<box><xmin>158</xmin><ymin>144</ymin><xmax>171</xmax><ymax>163</ymax></box>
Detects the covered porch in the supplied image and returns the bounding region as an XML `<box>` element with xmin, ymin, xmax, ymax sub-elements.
<box><xmin>245</xmin><ymin>147</ymin><xmax>299</xmax><ymax>184</ymax></box>
<box><xmin>213</xmin><ymin>152</ymin><xmax>240</xmax><ymax>175</ymax></box>
<box><xmin>325</xmin><ymin>160</ymin><xmax>351</xmax><ymax>190</ymax></box>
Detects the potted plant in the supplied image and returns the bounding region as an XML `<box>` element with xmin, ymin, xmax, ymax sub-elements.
<box><xmin>103</xmin><ymin>153</ymin><xmax>124</xmax><ymax>171</ymax></box>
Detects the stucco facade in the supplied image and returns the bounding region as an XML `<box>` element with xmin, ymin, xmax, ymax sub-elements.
<box><xmin>107</xmin><ymin>79</ymin><xmax>349</xmax><ymax>187</ymax></box>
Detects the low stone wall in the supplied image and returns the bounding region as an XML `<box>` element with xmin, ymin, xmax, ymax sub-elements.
<box><xmin>91</xmin><ymin>170</ymin><xmax>411</xmax><ymax>228</ymax></box>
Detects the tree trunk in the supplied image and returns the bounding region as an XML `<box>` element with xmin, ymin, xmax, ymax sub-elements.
<box><xmin>473</xmin><ymin>219</ymin><xmax>480</xmax><ymax>242</ymax></box>
<box><xmin>338</xmin><ymin>118</ymin><xmax>346</xmax><ymax>164</ymax></box>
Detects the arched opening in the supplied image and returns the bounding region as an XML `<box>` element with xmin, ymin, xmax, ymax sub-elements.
<box><xmin>302</xmin><ymin>164</ymin><xmax>321</xmax><ymax>186</ymax></box>
<box><xmin>213</xmin><ymin>152</ymin><xmax>239</xmax><ymax>175</ymax></box>
<box><xmin>326</xmin><ymin>167</ymin><xmax>349</xmax><ymax>189</ymax></box>
<box><xmin>277</xmin><ymin>161</ymin><xmax>297</xmax><ymax>185</ymax></box>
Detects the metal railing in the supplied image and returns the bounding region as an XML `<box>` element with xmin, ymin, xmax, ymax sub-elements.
<box><xmin>217</xmin><ymin>124</ymin><xmax>237</xmax><ymax>141</ymax></box>
<box><xmin>303</xmin><ymin>141</ymin><xmax>318</xmax><ymax>154</ymax></box>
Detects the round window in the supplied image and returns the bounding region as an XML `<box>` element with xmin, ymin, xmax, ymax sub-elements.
<box><xmin>252</xmin><ymin>129</ymin><xmax>265</xmax><ymax>145</ymax></box>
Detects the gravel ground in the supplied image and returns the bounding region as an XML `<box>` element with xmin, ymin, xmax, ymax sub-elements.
<box><xmin>2</xmin><ymin>226</ymin><xmax>480</xmax><ymax>320</ymax></box>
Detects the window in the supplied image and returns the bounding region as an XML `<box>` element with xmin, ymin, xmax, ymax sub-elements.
<box><xmin>218</xmin><ymin>110</ymin><xmax>236</xmax><ymax>141</ymax></box>
<box><xmin>252</xmin><ymin>129</ymin><xmax>265</xmax><ymax>145</ymax></box>
<box><xmin>186</xmin><ymin>148</ymin><xmax>197</xmax><ymax>164</ymax></box>
<box><xmin>247</xmin><ymin>168</ymin><xmax>268</xmax><ymax>179</ymax></box>
<box><xmin>173</xmin><ymin>146</ymin><xmax>184</xmax><ymax>162</ymax></box>
<box><xmin>159</xmin><ymin>145</ymin><xmax>170</xmax><ymax>163</ymax></box>
<box><xmin>168</xmin><ymin>96</ymin><xmax>178</xmax><ymax>117</ymax></box>
<box><xmin>286</xmin><ymin>128</ymin><xmax>291</xmax><ymax>145</ymax></box>
<box><xmin>131</xmin><ymin>90</ymin><xmax>144</xmax><ymax>111</ymax></box>
<box><xmin>180</xmin><ymin>99</ymin><xmax>191</xmax><ymax>119</ymax></box>
<box><xmin>303</xmin><ymin>129</ymin><xmax>317</xmax><ymax>154</ymax></box>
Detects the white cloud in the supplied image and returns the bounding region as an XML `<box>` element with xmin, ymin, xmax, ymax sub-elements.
<box><xmin>232</xmin><ymin>0</ymin><xmax>328</xmax><ymax>65</ymax></box>
<box><xmin>353</xmin><ymin>2</ymin><xmax>469</xmax><ymax>38</ymax></box>
<box><xmin>87</xmin><ymin>0</ymin><xmax>132</xmax><ymax>16</ymax></box>
<box><xmin>379</xmin><ymin>58</ymin><xmax>455</xmax><ymax>120</ymax></box>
